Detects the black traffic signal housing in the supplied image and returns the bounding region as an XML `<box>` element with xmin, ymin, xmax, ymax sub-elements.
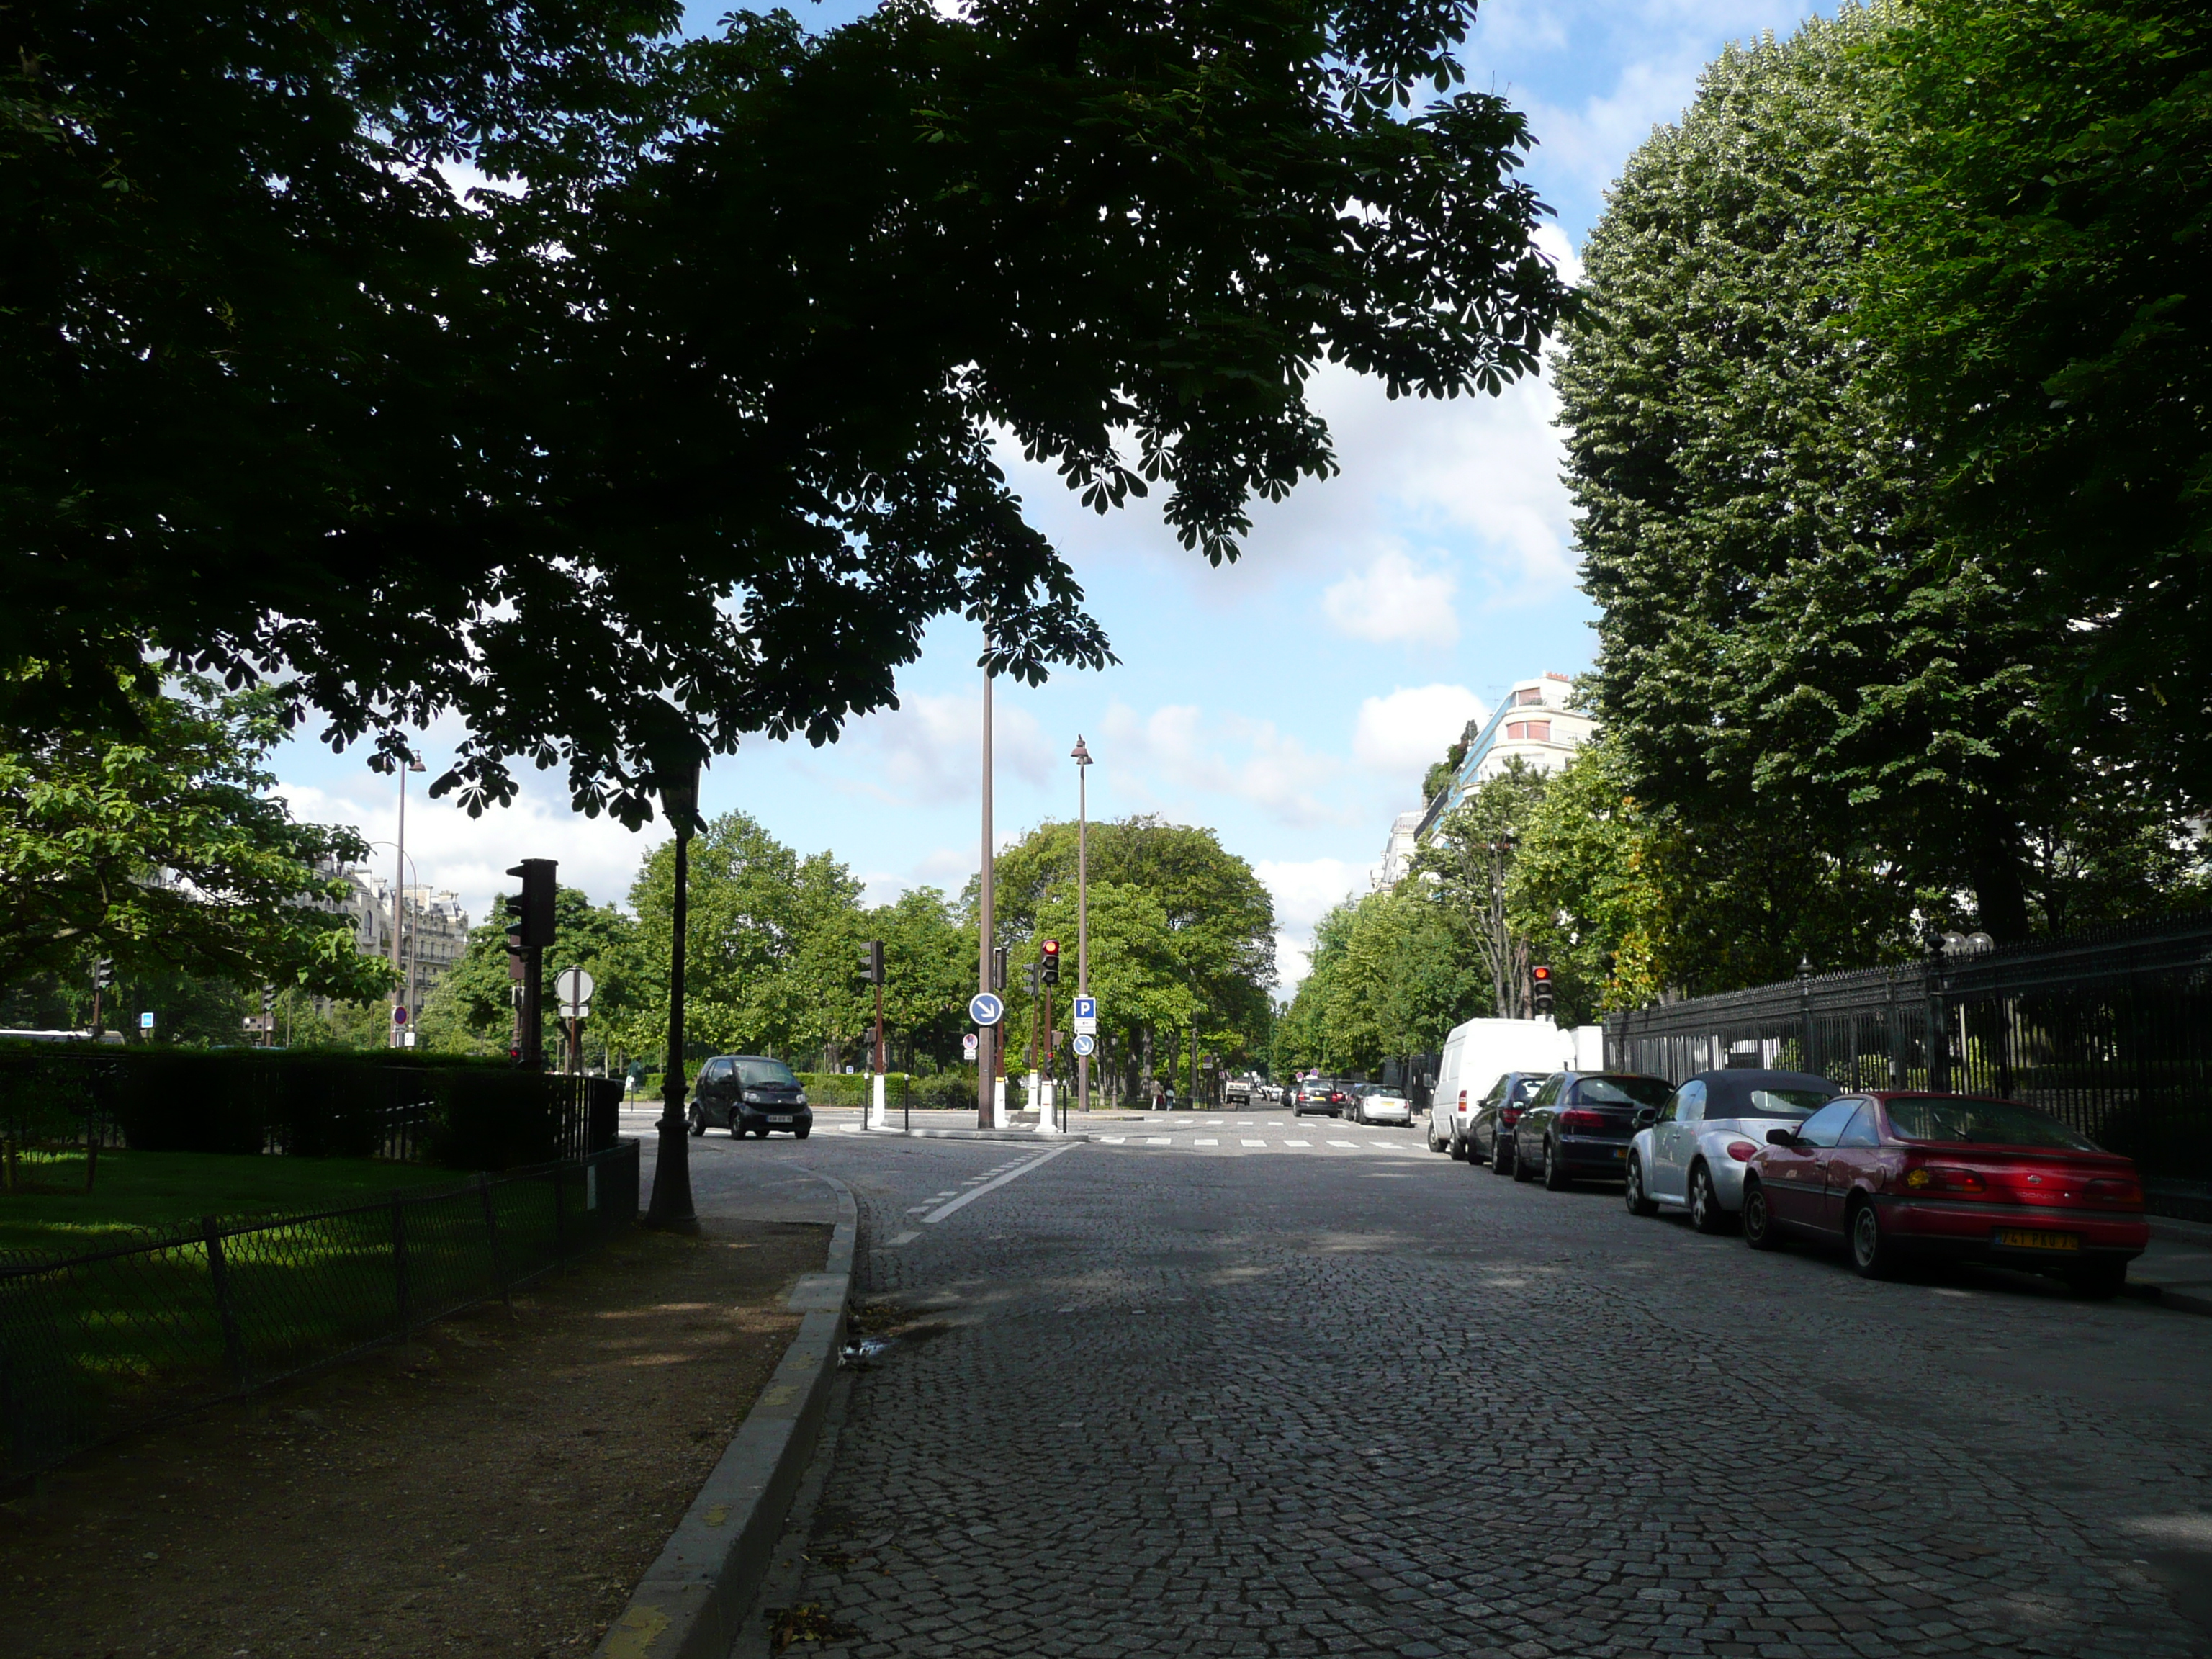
<box><xmin>261</xmin><ymin>985</ymin><xmax>276</xmax><ymax>1015</ymax></box>
<box><xmin>991</xmin><ymin>945</ymin><xmax>1007</xmax><ymax>992</ymax></box>
<box><xmin>92</xmin><ymin>957</ymin><xmax>114</xmax><ymax>990</ymax></box>
<box><xmin>1040</xmin><ymin>938</ymin><xmax>1061</xmax><ymax>986</ymax></box>
<box><xmin>1024</xmin><ymin>961</ymin><xmax>1040</xmax><ymax>996</ymax></box>
<box><xmin>504</xmin><ymin>858</ymin><xmax>557</xmax><ymax>949</ymax></box>
<box><xmin>1530</xmin><ymin>963</ymin><xmax>1555</xmax><ymax>1017</ymax></box>
<box><xmin>858</xmin><ymin>940</ymin><xmax>885</xmax><ymax>985</ymax></box>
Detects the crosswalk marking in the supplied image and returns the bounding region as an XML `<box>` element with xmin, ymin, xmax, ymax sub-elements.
<box><xmin>1146</xmin><ymin>1136</ymin><xmax>1171</xmax><ymax>1146</ymax></box>
<box><xmin>1285</xmin><ymin>1139</ymin><xmax>1312</xmax><ymax>1148</ymax></box>
<box><xmin>1194</xmin><ymin>1138</ymin><xmax>1218</xmax><ymax>1146</ymax></box>
<box><xmin>1326</xmin><ymin>1140</ymin><xmax>1358</xmax><ymax>1148</ymax></box>
<box><xmin>1241</xmin><ymin>1138</ymin><xmax>1267</xmax><ymax>1147</ymax></box>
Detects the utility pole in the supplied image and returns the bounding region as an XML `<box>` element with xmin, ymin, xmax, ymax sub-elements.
<box><xmin>390</xmin><ymin>757</ymin><xmax>424</xmax><ymax>1046</ymax></box>
<box><xmin>1071</xmin><ymin>735</ymin><xmax>1092</xmax><ymax>1112</ymax></box>
<box><xmin>979</xmin><ymin>655</ymin><xmax>997</xmax><ymax>1128</ymax></box>
<box><xmin>646</xmin><ymin>755</ymin><xmax>701</xmax><ymax>1233</ymax></box>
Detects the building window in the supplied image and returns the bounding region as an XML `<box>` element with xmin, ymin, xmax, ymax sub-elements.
<box><xmin>1514</xmin><ymin>688</ymin><xmax>1545</xmax><ymax>707</ymax></box>
<box><xmin>1504</xmin><ymin>720</ymin><xmax>1552</xmax><ymax>742</ymax></box>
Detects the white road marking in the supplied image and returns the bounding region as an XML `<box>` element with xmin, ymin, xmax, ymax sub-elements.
<box><xmin>906</xmin><ymin>1205</ymin><xmax>932</xmax><ymax>1214</ymax></box>
<box><xmin>1327</xmin><ymin>1140</ymin><xmax>1358</xmax><ymax>1148</ymax></box>
<box><xmin>922</xmin><ymin>1143</ymin><xmax>1083</xmax><ymax>1223</ymax></box>
<box><xmin>1285</xmin><ymin>1139</ymin><xmax>1312</xmax><ymax>1148</ymax></box>
<box><xmin>1368</xmin><ymin>1143</ymin><xmax>1397</xmax><ymax>1150</ymax></box>
<box><xmin>1194</xmin><ymin>1138</ymin><xmax>1219</xmax><ymax>1146</ymax></box>
<box><xmin>1241</xmin><ymin>1138</ymin><xmax>1267</xmax><ymax>1147</ymax></box>
<box><xmin>1146</xmin><ymin>1136</ymin><xmax>1171</xmax><ymax>1146</ymax></box>
<box><xmin>1101</xmin><ymin>1136</ymin><xmax>1127</xmax><ymax>1144</ymax></box>
<box><xmin>883</xmin><ymin>1230</ymin><xmax>921</xmax><ymax>1246</ymax></box>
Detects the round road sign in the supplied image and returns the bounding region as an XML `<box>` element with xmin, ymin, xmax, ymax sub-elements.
<box><xmin>1071</xmin><ymin>1033</ymin><xmax>1096</xmax><ymax>1057</ymax></box>
<box><xmin>968</xmin><ymin>991</ymin><xmax>1004</xmax><ymax>1026</ymax></box>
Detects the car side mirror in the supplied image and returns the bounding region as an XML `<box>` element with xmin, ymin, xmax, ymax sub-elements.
<box><xmin>1633</xmin><ymin>1107</ymin><xmax>1658</xmax><ymax>1128</ymax></box>
<box><xmin>1765</xmin><ymin>1128</ymin><xmax>1797</xmax><ymax>1148</ymax></box>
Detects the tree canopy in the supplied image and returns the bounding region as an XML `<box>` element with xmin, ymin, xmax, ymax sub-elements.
<box><xmin>5</xmin><ymin>0</ymin><xmax>1570</xmax><ymax>822</ymax></box>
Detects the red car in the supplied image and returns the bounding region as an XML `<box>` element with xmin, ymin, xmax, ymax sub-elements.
<box><xmin>1740</xmin><ymin>1091</ymin><xmax>2148</xmax><ymax>1295</ymax></box>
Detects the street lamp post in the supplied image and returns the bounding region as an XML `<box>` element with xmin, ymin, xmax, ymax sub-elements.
<box><xmin>979</xmin><ymin>658</ymin><xmax>996</xmax><ymax>1128</ymax></box>
<box><xmin>645</xmin><ymin>755</ymin><xmax>702</xmax><ymax>1234</ymax></box>
<box><xmin>390</xmin><ymin>757</ymin><xmax>424</xmax><ymax>1047</ymax></box>
<box><xmin>1071</xmin><ymin>735</ymin><xmax>1092</xmax><ymax>1113</ymax></box>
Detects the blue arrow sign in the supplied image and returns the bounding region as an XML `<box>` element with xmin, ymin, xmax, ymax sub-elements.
<box><xmin>1071</xmin><ymin>1033</ymin><xmax>1096</xmax><ymax>1057</ymax></box>
<box><xmin>968</xmin><ymin>991</ymin><xmax>1004</xmax><ymax>1027</ymax></box>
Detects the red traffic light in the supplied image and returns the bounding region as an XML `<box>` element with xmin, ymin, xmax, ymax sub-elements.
<box><xmin>1531</xmin><ymin>964</ymin><xmax>1552</xmax><ymax>981</ymax></box>
<box><xmin>1042</xmin><ymin>939</ymin><xmax>1060</xmax><ymax>955</ymax></box>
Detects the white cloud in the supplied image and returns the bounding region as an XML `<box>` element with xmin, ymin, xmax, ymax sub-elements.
<box><xmin>1257</xmin><ymin>856</ymin><xmax>1380</xmax><ymax>991</ymax></box>
<box><xmin>838</xmin><ymin>689</ymin><xmax>1053</xmax><ymax>807</ymax></box>
<box><xmin>276</xmin><ymin>773</ymin><xmax>665</xmax><ymax>929</ymax></box>
<box><xmin>1352</xmin><ymin>685</ymin><xmax>1490</xmax><ymax>784</ymax></box>
<box><xmin>1323</xmin><ymin>549</ymin><xmax>1460</xmax><ymax>646</ymax></box>
<box><xmin>1099</xmin><ymin>702</ymin><xmax>1352</xmax><ymax>829</ymax></box>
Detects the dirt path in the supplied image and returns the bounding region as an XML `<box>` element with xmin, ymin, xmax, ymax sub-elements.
<box><xmin>1</xmin><ymin>1218</ymin><xmax>827</xmax><ymax>1658</ymax></box>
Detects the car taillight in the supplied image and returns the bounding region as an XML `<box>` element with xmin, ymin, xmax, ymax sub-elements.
<box><xmin>1560</xmin><ymin>1109</ymin><xmax>1604</xmax><ymax>1131</ymax></box>
<box><xmin>1501</xmin><ymin>1107</ymin><xmax>1521</xmax><ymax>1126</ymax></box>
<box><xmin>1903</xmin><ymin>1165</ymin><xmax>1987</xmax><ymax>1195</ymax></box>
<box><xmin>2087</xmin><ymin>1177</ymin><xmax>2144</xmax><ymax>1208</ymax></box>
<box><xmin>1456</xmin><ymin>1089</ymin><xmax>1468</xmax><ymax>1112</ymax></box>
<box><xmin>1726</xmin><ymin>1141</ymin><xmax>1758</xmax><ymax>1162</ymax></box>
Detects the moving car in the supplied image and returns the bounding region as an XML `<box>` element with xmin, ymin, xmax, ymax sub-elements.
<box><xmin>1426</xmin><ymin>1017</ymin><xmax>1583</xmax><ymax>1154</ymax></box>
<box><xmin>1740</xmin><ymin>1092</ymin><xmax>2149</xmax><ymax>1294</ymax></box>
<box><xmin>1346</xmin><ymin>1083</ymin><xmax>1412</xmax><ymax>1127</ymax></box>
<box><xmin>1623</xmin><ymin>1069</ymin><xmax>1838</xmax><ymax>1232</ymax></box>
<box><xmin>1224</xmin><ymin>1074</ymin><xmax>1256</xmax><ymax>1106</ymax></box>
<box><xmin>1467</xmin><ymin>1071</ymin><xmax>1549</xmax><ymax>1169</ymax></box>
<box><xmin>688</xmin><ymin>1054</ymin><xmax>813</xmax><ymax>1138</ymax></box>
<box><xmin>1291</xmin><ymin>1076</ymin><xmax>1352</xmax><ymax>1117</ymax></box>
<box><xmin>1505</xmin><ymin>1070</ymin><xmax>1673</xmax><ymax>1187</ymax></box>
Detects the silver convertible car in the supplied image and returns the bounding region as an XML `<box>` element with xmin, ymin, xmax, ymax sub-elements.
<box><xmin>1623</xmin><ymin>1069</ymin><xmax>1839</xmax><ymax>1232</ymax></box>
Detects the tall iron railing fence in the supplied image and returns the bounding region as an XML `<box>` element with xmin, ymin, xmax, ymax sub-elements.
<box><xmin>0</xmin><ymin>1138</ymin><xmax>639</xmax><ymax>1479</ymax></box>
<box><xmin>1604</xmin><ymin>910</ymin><xmax>2212</xmax><ymax>1220</ymax></box>
<box><xmin>0</xmin><ymin>1048</ymin><xmax>622</xmax><ymax>1179</ymax></box>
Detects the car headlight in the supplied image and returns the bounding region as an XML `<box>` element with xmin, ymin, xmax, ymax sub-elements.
<box><xmin>796</xmin><ymin>1092</ymin><xmax>808</xmax><ymax>1107</ymax></box>
<box><xmin>742</xmin><ymin>1089</ymin><xmax>761</xmax><ymax>1104</ymax></box>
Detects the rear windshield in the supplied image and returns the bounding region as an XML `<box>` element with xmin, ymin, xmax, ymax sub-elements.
<box><xmin>1579</xmin><ymin>1075</ymin><xmax>1672</xmax><ymax>1107</ymax></box>
<box><xmin>1506</xmin><ymin>1076</ymin><xmax>1541</xmax><ymax>1104</ymax></box>
<box><xmin>737</xmin><ymin>1058</ymin><xmax>801</xmax><ymax>1088</ymax></box>
<box><xmin>1737</xmin><ymin>1088</ymin><xmax>1831</xmax><ymax>1121</ymax></box>
<box><xmin>1884</xmin><ymin>1097</ymin><xmax>2097</xmax><ymax>1151</ymax></box>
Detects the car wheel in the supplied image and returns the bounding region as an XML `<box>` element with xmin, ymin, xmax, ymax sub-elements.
<box><xmin>2068</xmin><ymin>1260</ymin><xmax>2127</xmax><ymax>1300</ymax></box>
<box><xmin>1498</xmin><ymin>1134</ymin><xmax>1521</xmax><ymax>1178</ymax></box>
<box><xmin>1448</xmin><ymin>1133</ymin><xmax>1469</xmax><ymax>1161</ymax></box>
<box><xmin>1542</xmin><ymin>1138</ymin><xmax>1573</xmax><ymax>1191</ymax></box>
<box><xmin>1511</xmin><ymin>1135</ymin><xmax>1536</xmax><ymax>1182</ymax></box>
<box><xmin>795</xmin><ymin>1125</ymin><xmax>811</xmax><ymax>1141</ymax></box>
<box><xmin>1742</xmin><ymin>1179</ymin><xmax>1781</xmax><ymax>1250</ymax></box>
<box><xmin>1624</xmin><ymin>1154</ymin><xmax>1658</xmax><ymax>1217</ymax></box>
<box><xmin>1689</xmin><ymin>1164</ymin><xmax>1732</xmax><ymax>1235</ymax></box>
<box><xmin>1426</xmin><ymin>1123</ymin><xmax>1447</xmax><ymax>1154</ymax></box>
<box><xmin>687</xmin><ymin>1105</ymin><xmax>706</xmax><ymax>1138</ymax></box>
<box><xmin>1847</xmin><ymin>1197</ymin><xmax>1895</xmax><ymax>1279</ymax></box>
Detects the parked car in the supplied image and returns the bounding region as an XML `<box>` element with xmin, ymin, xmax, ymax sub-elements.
<box><xmin>1291</xmin><ymin>1076</ymin><xmax>1352</xmax><ymax>1117</ymax></box>
<box><xmin>1506</xmin><ymin>1070</ymin><xmax>1673</xmax><ymax>1187</ymax></box>
<box><xmin>1346</xmin><ymin>1083</ymin><xmax>1413</xmax><ymax>1127</ymax></box>
<box><xmin>1467</xmin><ymin>1071</ymin><xmax>1550</xmax><ymax>1169</ymax></box>
<box><xmin>1426</xmin><ymin>1017</ymin><xmax>1580</xmax><ymax>1154</ymax></box>
<box><xmin>688</xmin><ymin>1054</ymin><xmax>813</xmax><ymax>1138</ymax></box>
<box><xmin>1740</xmin><ymin>1092</ymin><xmax>2148</xmax><ymax>1293</ymax></box>
<box><xmin>1624</xmin><ymin>1069</ymin><xmax>1839</xmax><ymax>1232</ymax></box>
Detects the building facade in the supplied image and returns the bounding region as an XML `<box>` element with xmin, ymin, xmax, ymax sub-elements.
<box><xmin>320</xmin><ymin>864</ymin><xmax>472</xmax><ymax>999</ymax></box>
<box><xmin>1411</xmin><ymin>673</ymin><xmax>1596</xmax><ymax>845</ymax></box>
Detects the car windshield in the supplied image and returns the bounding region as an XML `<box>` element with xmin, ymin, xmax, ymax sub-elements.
<box><xmin>1579</xmin><ymin>1076</ymin><xmax>1672</xmax><ymax>1107</ymax></box>
<box><xmin>1735</xmin><ymin>1088</ymin><xmax>1831</xmax><ymax>1121</ymax></box>
<box><xmin>1506</xmin><ymin>1077</ymin><xmax>1540</xmax><ymax>1104</ymax></box>
<box><xmin>1885</xmin><ymin>1097</ymin><xmax>2098</xmax><ymax>1151</ymax></box>
<box><xmin>736</xmin><ymin>1059</ymin><xmax>801</xmax><ymax>1088</ymax></box>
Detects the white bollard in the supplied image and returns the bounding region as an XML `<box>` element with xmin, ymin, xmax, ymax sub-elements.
<box><xmin>991</xmin><ymin>1073</ymin><xmax>1008</xmax><ymax>1128</ymax></box>
<box><xmin>868</xmin><ymin>1071</ymin><xmax>888</xmax><ymax>1130</ymax></box>
<box><xmin>1025</xmin><ymin>1069</ymin><xmax>1040</xmax><ymax>1115</ymax></box>
<box><xmin>1036</xmin><ymin>1079</ymin><xmax>1058</xmax><ymax>1133</ymax></box>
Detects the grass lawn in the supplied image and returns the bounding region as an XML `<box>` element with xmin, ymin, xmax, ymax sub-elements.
<box><xmin>0</xmin><ymin>1150</ymin><xmax>461</xmax><ymax>1261</ymax></box>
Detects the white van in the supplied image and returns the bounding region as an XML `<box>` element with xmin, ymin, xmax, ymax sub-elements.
<box><xmin>1424</xmin><ymin>1018</ymin><xmax>1599</xmax><ymax>1155</ymax></box>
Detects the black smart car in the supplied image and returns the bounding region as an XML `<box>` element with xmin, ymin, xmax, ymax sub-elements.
<box><xmin>1506</xmin><ymin>1069</ymin><xmax>1673</xmax><ymax>1188</ymax></box>
<box><xmin>688</xmin><ymin>1054</ymin><xmax>813</xmax><ymax>1138</ymax></box>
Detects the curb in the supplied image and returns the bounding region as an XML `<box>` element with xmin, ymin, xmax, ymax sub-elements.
<box><xmin>594</xmin><ymin>1174</ymin><xmax>858</xmax><ymax>1659</ymax></box>
<box><xmin>859</xmin><ymin>1124</ymin><xmax>1111</xmax><ymax>1143</ymax></box>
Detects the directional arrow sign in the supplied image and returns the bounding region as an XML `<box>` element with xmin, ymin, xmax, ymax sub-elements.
<box><xmin>1071</xmin><ymin>1033</ymin><xmax>1096</xmax><ymax>1058</ymax></box>
<box><xmin>1071</xmin><ymin>994</ymin><xmax>1097</xmax><ymax>1037</ymax></box>
<box><xmin>968</xmin><ymin>991</ymin><xmax>1004</xmax><ymax>1027</ymax></box>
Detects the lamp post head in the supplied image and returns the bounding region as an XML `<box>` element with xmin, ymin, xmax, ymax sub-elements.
<box><xmin>1071</xmin><ymin>735</ymin><xmax>1091</xmax><ymax>767</ymax></box>
<box><xmin>655</xmin><ymin>755</ymin><xmax>702</xmax><ymax>836</ymax></box>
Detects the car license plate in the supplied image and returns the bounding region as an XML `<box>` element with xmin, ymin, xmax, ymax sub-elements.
<box><xmin>1995</xmin><ymin>1228</ymin><xmax>2079</xmax><ymax>1252</ymax></box>
<box><xmin>768</xmin><ymin>1115</ymin><xmax>793</xmax><ymax>1124</ymax></box>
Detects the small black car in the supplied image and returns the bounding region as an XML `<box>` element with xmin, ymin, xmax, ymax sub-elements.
<box><xmin>1507</xmin><ymin>1069</ymin><xmax>1673</xmax><ymax>1189</ymax></box>
<box><xmin>1290</xmin><ymin>1076</ymin><xmax>1352</xmax><ymax>1117</ymax></box>
<box><xmin>688</xmin><ymin>1054</ymin><xmax>813</xmax><ymax>1138</ymax></box>
<box><xmin>1467</xmin><ymin>1071</ymin><xmax>1550</xmax><ymax>1169</ymax></box>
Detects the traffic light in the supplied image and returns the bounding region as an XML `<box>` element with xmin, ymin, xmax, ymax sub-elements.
<box><xmin>1040</xmin><ymin>938</ymin><xmax>1061</xmax><ymax>986</ymax></box>
<box><xmin>1025</xmin><ymin>961</ymin><xmax>1040</xmax><ymax>996</ymax></box>
<box><xmin>1529</xmin><ymin>963</ymin><xmax>1555</xmax><ymax>1016</ymax></box>
<box><xmin>503</xmin><ymin>858</ymin><xmax>557</xmax><ymax>948</ymax></box>
<box><xmin>261</xmin><ymin>986</ymin><xmax>276</xmax><ymax>1015</ymax></box>
<box><xmin>991</xmin><ymin>945</ymin><xmax>1007</xmax><ymax>992</ymax></box>
<box><xmin>92</xmin><ymin>958</ymin><xmax>114</xmax><ymax>990</ymax></box>
<box><xmin>858</xmin><ymin>940</ymin><xmax>885</xmax><ymax>985</ymax></box>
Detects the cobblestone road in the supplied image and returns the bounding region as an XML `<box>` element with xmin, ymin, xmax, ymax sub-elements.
<box><xmin>656</xmin><ymin>1110</ymin><xmax>2212</xmax><ymax>1658</ymax></box>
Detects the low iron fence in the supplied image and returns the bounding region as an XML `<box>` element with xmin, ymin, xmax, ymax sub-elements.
<box><xmin>0</xmin><ymin>1138</ymin><xmax>639</xmax><ymax>1478</ymax></box>
<box><xmin>0</xmin><ymin>1048</ymin><xmax>621</xmax><ymax>1182</ymax></box>
<box><xmin>1604</xmin><ymin>910</ymin><xmax>2212</xmax><ymax>1219</ymax></box>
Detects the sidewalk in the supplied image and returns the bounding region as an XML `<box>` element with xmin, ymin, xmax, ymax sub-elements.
<box><xmin>2132</xmin><ymin>1215</ymin><xmax>2212</xmax><ymax>1316</ymax></box>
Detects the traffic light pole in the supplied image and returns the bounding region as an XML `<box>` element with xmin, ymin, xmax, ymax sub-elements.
<box><xmin>979</xmin><ymin>660</ymin><xmax>996</xmax><ymax>1130</ymax></box>
<box><xmin>1071</xmin><ymin>736</ymin><xmax>1092</xmax><ymax>1114</ymax></box>
<box><xmin>646</xmin><ymin>762</ymin><xmax>701</xmax><ymax>1233</ymax></box>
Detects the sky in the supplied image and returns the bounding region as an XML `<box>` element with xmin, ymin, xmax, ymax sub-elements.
<box><xmin>273</xmin><ymin>0</ymin><xmax>1834</xmax><ymax>989</ymax></box>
